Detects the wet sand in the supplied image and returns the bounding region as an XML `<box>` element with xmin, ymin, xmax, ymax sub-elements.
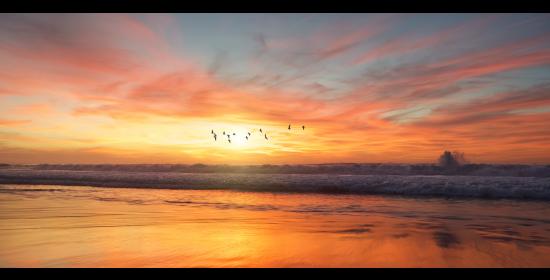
<box><xmin>1</xmin><ymin>184</ymin><xmax>550</xmax><ymax>267</ymax></box>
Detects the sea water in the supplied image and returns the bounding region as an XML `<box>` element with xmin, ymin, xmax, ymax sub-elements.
<box><xmin>1</xmin><ymin>184</ymin><xmax>550</xmax><ymax>267</ymax></box>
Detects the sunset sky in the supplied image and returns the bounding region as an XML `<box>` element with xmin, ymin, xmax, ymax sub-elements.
<box><xmin>1</xmin><ymin>13</ymin><xmax>549</xmax><ymax>164</ymax></box>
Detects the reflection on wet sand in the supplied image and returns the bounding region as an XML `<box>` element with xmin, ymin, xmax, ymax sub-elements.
<box><xmin>1</xmin><ymin>184</ymin><xmax>550</xmax><ymax>267</ymax></box>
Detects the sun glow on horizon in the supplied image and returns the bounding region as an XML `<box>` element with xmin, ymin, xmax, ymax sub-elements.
<box><xmin>1</xmin><ymin>14</ymin><xmax>550</xmax><ymax>164</ymax></box>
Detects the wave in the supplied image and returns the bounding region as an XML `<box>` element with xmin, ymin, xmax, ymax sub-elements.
<box><xmin>2</xmin><ymin>163</ymin><xmax>549</xmax><ymax>177</ymax></box>
<box><xmin>1</xmin><ymin>169</ymin><xmax>550</xmax><ymax>200</ymax></box>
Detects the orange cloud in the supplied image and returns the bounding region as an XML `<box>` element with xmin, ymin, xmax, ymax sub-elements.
<box><xmin>0</xmin><ymin>119</ymin><xmax>31</xmax><ymax>126</ymax></box>
<box><xmin>1</xmin><ymin>14</ymin><xmax>549</xmax><ymax>164</ymax></box>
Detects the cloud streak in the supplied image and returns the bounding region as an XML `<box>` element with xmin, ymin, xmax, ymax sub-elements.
<box><xmin>1</xmin><ymin>14</ymin><xmax>549</xmax><ymax>164</ymax></box>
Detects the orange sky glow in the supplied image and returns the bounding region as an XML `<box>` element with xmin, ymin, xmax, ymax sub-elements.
<box><xmin>1</xmin><ymin>14</ymin><xmax>549</xmax><ymax>164</ymax></box>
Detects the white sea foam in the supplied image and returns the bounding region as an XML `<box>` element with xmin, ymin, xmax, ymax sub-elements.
<box><xmin>1</xmin><ymin>169</ymin><xmax>549</xmax><ymax>200</ymax></box>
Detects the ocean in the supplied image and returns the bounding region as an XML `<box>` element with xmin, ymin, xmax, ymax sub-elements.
<box><xmin>1</xmin><ymin>179</ymin><xmax>550</xmax><ymax>267</ymax></box>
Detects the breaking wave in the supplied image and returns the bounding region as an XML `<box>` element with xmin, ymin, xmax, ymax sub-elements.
<box><xmin>1</xmin><ymin>168</ymin><xmax>550</xmax><ymax>200</ymax></box>
<box><xmin>2</xmin><ymin>163</ymin><xmax>549</xmax><ymax>177</ymax></box>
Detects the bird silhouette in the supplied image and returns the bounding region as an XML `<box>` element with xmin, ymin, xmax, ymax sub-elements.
<box><xmin>259</xmin><ymin>128</ymin><xmax>263</xmax><ymax>133</ymax></box>
<box><xmin>302</xmin><ymin>125</ymin><xmax>305</xmax><ymax>130</ymax></box>
<box><xmin>211</xmin><ymin>129</ymin><xmax>214</xmax><ymax>134</ymax></box>
<box><xmin>233</xmin><ymin>133</ymin><xmax>236</xmax><ymax>136</ymax></box>
<box><xmin>228</xmin><ymin>139</ymin><xmax>231</xmax><ymax>143</ymax></box>
<box><xmin>213</xmin><ymin>134</ymin><xmax>217</xmax><ymax>141</ymax></box>
<box><xmin>223</xmin><ymin>131</ymin><xmax>225</xmax><ymax>135</ymax></box>
<box><xmin>264</xmin><ymin>134</ymin><xmax>268</xmax><ymax>140</ymax></box>
<box><xmin>248</xmin><ymin>132</ymin><xmax>251</xmax><ymax>136</ymax></box>
<box><xmin>288</xmin><ymin>124</ymin><xmax>291</xmax><ymax>130</ymax></box>
<box><xmin>245</xmin><ymin>136</ymin><xmax>249</xmax><ymax>140</ymax></box>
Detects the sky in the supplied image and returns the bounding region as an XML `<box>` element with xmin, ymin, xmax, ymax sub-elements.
<box><xmin>0</xmin><ymin>13</ymin><xmax>549</xmax><ymax>165</ymax></box>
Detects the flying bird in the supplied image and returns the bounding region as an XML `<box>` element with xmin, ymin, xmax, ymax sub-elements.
<box><xmin>213</xmin><ymin>134</ymin><xmax>217</xmax><ymax>141</ymax></box>
<box><xmin>223</xmin><ymin>131</ymin><xmax>225</xmax><ymax>135</ymax></box>
<box><xmin>259</xmin><ymin>128</ymin><xmax>263</xmax><ymax>133</ymax></box>
<box><xmin>288</xmin><ymin>124</ymin><xmax>291</xmax><ymax>130</ymax></box>
<box><xmin>246</xmin><ymin>136</ymin><xmax>249</xmax><ymax>140</ymax></box>
<box><xmin>233</xmin><ymin>133</ymin><xmax>236</xmax><ymax>136</ymax></box>
<box><xmin>264</xmin><ymin>134</ymin><xmax>268</xmax><ymax>140</ymax></box>
<box><xmin>228</xmin><ymin>139</ymin><xmax>231</xmax><ymax>143</ymax></box>
<box><xmin>248</xmin><ymin>132</ymin><xmax>251</xmax><ymax>136</ymax></box>
<box><xmin>302</xmin><ymin>125</ymin><xmax>305</xmax><ymax>130</ymax></box>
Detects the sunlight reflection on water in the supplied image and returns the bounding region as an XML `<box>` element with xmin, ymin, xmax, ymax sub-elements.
<box><xmin>1</xmin><ymin>184</ymin><xmax>550</xmax><ymax>267</ymax></box>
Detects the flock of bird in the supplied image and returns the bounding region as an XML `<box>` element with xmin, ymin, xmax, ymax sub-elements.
<box><xmin>210</xmin><ymin>124</ymin><xmax>305</xmax><ymax>144</ymax></box>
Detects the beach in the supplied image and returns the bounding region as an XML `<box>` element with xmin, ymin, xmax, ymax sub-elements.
<box><xmin>1</xmin><ymin>183</ymin><xmax>550</xmax><ymax>267</ymax></box>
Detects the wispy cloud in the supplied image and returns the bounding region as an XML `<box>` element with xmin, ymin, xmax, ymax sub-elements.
<box><xmin>1</xmin><ymin>14</ymin><xmax>549</xmax><ymax>164</ymax></box>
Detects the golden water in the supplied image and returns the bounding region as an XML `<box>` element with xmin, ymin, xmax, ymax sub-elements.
<box><xmin>1</xmin><ymin>184</ymin><xmax>550</xmax><ymax>267</ymax></box>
